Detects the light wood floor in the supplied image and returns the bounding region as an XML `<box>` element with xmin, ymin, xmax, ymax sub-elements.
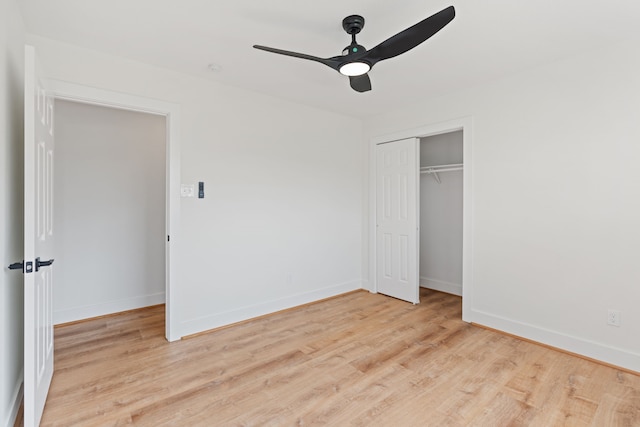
<box><xmin>34</xmin><ymin>289</ymin><xmax>639</xmax><ymax>426</ymax></box>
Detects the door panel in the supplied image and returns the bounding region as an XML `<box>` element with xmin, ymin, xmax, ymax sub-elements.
<box><xmin>375</xmin><ymin>138</ymin><xmax>419</xmax><ymax>304</ymax></box>
<box><xmin>24</xmin><ymin>44</ymin><xmax>55</xmax><ymax>427</ymax></box>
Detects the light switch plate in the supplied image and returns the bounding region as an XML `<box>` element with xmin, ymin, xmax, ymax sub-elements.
<box><xmin>180</xmin><ymin>184</ymin><xmax>195</xmax><ymax>198</ymax></box>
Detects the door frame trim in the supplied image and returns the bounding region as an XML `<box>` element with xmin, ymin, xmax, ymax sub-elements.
<box><xmin>368</xmin><ymin>116</ymin><xmax>473</xmax><ymax>321</ymax></box>
<box><xmin>49</xmin><ymin>80</ymin><xmax>181</xmax><ymax>341</ymax></box>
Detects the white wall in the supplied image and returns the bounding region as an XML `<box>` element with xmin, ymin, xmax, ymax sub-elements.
<box><xmin>53</xmin><ymin>100</ymin><xmax>166</xmax><ymax>323</ymax></box>
<box><xmin>28</xmin><ymin>35</ymin><xmax>364</xmax><ymax>337</ymax></box>
<box><xmin>365</xmin><ymin>40</ymin><xmax>640</xmax><ymax>371</ymax></box>
<box><xmin>420</xmin><ymin>132</ymin><xmax>463</xmax><ymax>167</ymax></box>
<box><xmin>0</xmin><ymin>0</ymin><xmax>25</xmax><ymax>425</ymax></box>
<box><xmin>419</xmin><ymin>132</ymin><xmax>463</xmax><ymax>295</ymax></box>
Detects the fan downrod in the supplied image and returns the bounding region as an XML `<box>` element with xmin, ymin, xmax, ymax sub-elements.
<box><xmin>342</xmin><ymin>15</ymin><xmax>365</xmax><ymax>35</ymax></box>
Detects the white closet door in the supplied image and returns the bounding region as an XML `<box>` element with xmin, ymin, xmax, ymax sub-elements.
<box><xmin>375</xmin><ymin>138</ymin><xmax>419</xmax><ymax>304</ymax></box>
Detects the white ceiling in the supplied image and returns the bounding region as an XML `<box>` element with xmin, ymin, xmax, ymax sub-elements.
<box><xmin>19</xmin><ymin>0</ymin><xmax>640</xmax><ymax>118</ymax></box>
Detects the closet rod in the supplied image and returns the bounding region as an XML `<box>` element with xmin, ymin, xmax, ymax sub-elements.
<box><xmin>420</xmin><ymin>163</ymin><xmax>463</xmax><ymax>170</ymax></box>
<box><xmin>420</xmin><ymin>167</ymin><xmax>463</xmax><ymax>174</ymax></box>
<box><xmin>420</xmin><ymin>164</ymin><xmax>463</xmax><ymax>184</ymax></box>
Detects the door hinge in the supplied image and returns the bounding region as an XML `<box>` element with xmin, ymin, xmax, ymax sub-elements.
<box><xmin>167</xmin><ymin>235</ymin><xmax>170</xmax><ymax>242</ymax></box>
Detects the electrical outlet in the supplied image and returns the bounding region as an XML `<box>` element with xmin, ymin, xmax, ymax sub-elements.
<box><xmin>607</xmin><ymin>309</ymin><xmax>621</xmax><ymax>327</ymax></box>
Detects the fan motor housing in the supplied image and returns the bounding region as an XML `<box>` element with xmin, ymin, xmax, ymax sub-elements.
<box><xmin>342</xmin><ymin>43</ymin><xmax>367</xmax><ymax>57</ymax></box>
<box><xmin>342</xmin><ymin>15</ymin><xmax>365</xmax><ymax>35</ymax></box>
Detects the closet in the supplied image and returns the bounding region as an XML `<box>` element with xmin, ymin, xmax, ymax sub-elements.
<box><xmin>419</xmin><ymin>131</ymin><xmax>463</xmax><ymax>296</ymax></box>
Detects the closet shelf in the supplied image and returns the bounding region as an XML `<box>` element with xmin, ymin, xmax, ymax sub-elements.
<box><xmin>420</xmin><ymin>163</ymin><xmax>463</xmax><ymax>184</ymax></box>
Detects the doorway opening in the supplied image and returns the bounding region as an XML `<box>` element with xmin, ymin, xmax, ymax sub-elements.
<box><xmin>50</xmin><ymin>80</ymin><xmax>181</xmax><ymax>341</ymax></box>
<box><xmin>419</xmin><ymin>130</ymin><xmax>463</xmax><ymax>297</ymax></box>
<box><xmin>53</xmin><ymin>100</ymin><xmax>167</xmax><ymax>327</ymax></box>
<box><xmin>369</xmin><ymin>116</ymin><xmax>472</xmax><ymax>321</ymax></box>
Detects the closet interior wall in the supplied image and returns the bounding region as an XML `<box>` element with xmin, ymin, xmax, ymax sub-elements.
<box><xmin>419</xmin><ymin>131</ymin><xmax>463</xmax><ymax>296</ymax></box>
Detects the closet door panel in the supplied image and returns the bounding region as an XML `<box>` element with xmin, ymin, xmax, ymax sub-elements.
<box><xmin>375</xmin><ymin>138</ymin><xmax>419</xmax><ymax>304</ymax></box>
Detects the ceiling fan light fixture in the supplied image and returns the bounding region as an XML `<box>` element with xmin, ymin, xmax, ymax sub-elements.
<box><xmin>339</xmin><ymin>61</ymin><xmax>370</xmax><ymax>76</ymax></box>
<box><xmin>253</xmin><ymin>6</ymin><xmax>455</xmax><ymax>92</ymax></box>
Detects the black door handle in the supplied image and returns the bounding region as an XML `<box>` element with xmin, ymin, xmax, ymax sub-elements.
<box><xmin>35</xmin><ymin>257</ymin><xmax>55</xmax><ymax>272</ymax></box>
<box><xmin>8</xmin><ymin>260</ymin><xmax>34</xmax><ymax>273</ymax></box>
<box><xmin>8</xmin><ymin>261</ymin><xmax>24</xmax><ymax>270</ymax></box>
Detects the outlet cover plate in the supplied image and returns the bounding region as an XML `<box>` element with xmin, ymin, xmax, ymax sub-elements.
<box><xmin>607</xmin><ymin>309</ymin><xmax>621</xmax><ymax>327</ymax></box>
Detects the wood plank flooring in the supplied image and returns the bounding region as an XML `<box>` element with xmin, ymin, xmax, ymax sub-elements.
<box><xmin>35</xmin><ymin>288</ymin><xmax>639</xmax><ymax>426</ymax></box>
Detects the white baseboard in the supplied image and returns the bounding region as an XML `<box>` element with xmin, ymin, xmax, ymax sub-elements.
<box><xmin>420</xmin><ymin>276</ymin><xmax>462</xmax><ymax>296</ymax></box>
<box><xmin>53</xmin><ymin>293</ymin><xmax>166</xmax><ymax>325</ymax></box>
<box><xmin>179</xmin><ymin>280</ymin><xmax>362</xmax><ymax>338</ymax></box>
<box><xmin>470</xmin><ymin>309</ymin><xmax>640</xmax><ymax>373</ymax></box>
<box><xmin>3</xmin><ymin>373</ymin><xmax>23</xmax><ymax>427</ymax></box>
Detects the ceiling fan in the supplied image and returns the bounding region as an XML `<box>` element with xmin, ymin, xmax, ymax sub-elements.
<box><xmin>253</xmin><ymin>6</ymin><xmax>455</xmax><ymax>93</ymax></box>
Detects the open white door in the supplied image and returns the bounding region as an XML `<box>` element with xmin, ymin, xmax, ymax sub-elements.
<box><xmin>24</xmin><ymin>44</ymin><xmax>55</xmax><ymax>427</ymax></box>
<box><xmin>375</xmin><ymin>138</ymin><xmax>419</xmax><ymax>304</ymax></box>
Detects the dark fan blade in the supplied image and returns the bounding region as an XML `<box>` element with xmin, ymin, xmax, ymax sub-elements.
<box><xmin>253</xmin><ymin>45</ymin><xmax>341</xmax><ymax>71</ymax></box>
<box><xmin>349</xmin><ymin>74</ymin><xmax>371</xmax><ymax>93</ymax></box>
<box><xmin>364</xmin><ymin>6</ymin><xmax>455</xmax><ymax>65</ymax></box>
